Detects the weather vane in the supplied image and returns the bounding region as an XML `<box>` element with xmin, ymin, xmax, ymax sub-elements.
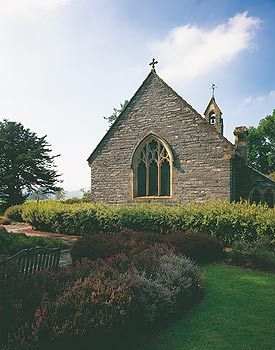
<box><xmin>149</xmin><ymin>58</ymin><xmax>158</xmax><ymax>72</ymax></box>
<box><xmin>211</xmin><ymin>83</ymin><xmax>217</xmax><ymax>98</ymax></box>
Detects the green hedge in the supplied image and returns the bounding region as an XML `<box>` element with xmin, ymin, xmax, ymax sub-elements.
<box><xmin>5</xmin><ymin>200</ymin><xmax>275</xmax><ymax>246</ymax></box>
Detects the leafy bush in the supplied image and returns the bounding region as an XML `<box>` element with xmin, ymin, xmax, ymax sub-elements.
<box><xmin>164</xmin><ymin>231</ymin><xmax>224</xmax><ymax>263</ymax></box>
<box><xmin>7</xmin><ymin>200</ymin><xmax>275</xmax><ymax>245</ymax></box>
<box><xmin>5</xmin><ymin>205</ymin><xmax>24</xmax><ymax>222</ymax></box>
<box><xmin>229</xmin><ymin>238</ymin><xmax>275</xmax><ymax>271</ymax></box>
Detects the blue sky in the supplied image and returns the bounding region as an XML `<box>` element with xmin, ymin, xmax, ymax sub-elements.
<box><xmin>0</xmin><ymin>0</ymin><xmax>274</xmax><ymax>191</ymax></box>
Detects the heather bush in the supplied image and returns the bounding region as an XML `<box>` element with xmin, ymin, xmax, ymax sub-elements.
<box><xmin>0</xmin><ymin>261</ymin><xmax>98</xmax><ymax>348</ymax></box>
<box><xmin>129</xmin><ymin>253</ymin><xmax>200</xmax><ymax>326</ymax></box>
<box><xmin>50</xmin><ymin>266</ymin><xmax>133</xmax><ymax>347</ymax></box>
<box><xmin>164</xmin><ymin>231</ymin><xmax>224</xmax><ymax>263</ymax></box>
<box><xmin>71</xmin><ymin>233</ymin><xmax>126</xmax><ymax>263</ymax></box>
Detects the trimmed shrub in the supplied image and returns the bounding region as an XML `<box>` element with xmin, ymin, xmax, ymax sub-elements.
<box><xmin>9</xmin><ymin>200</ymin><xmax>275</xmax><ymax>245</ymax></box>
<box><xmin>5</xmin><ymin>205</ymin><xmax>24</xmax><ymax>222</ymax></box>
<box><xmin>164</xmin><ymin>231</ymin><xmax>224</xmax><ymax>263</ymax></box>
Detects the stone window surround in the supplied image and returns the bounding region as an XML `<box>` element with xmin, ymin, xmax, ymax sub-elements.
<box><xmin>131</xmin><ymin>133</ymin><xmax>174</xmax><ymax>199</ymax></box>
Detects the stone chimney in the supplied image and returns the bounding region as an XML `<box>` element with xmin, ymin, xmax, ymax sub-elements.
<box><xmin>234</xmin><ymin>126</ymin><xmax>248</xmax><ymax>163</ymax></box>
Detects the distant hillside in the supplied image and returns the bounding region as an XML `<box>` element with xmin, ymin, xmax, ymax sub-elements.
<box><xmin>65</xmin><ymin>190</ymin><xmax>82</xmax><ymax>199</ymax></box>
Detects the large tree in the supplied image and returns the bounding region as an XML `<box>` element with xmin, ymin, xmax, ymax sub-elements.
<box><xmin>247</xmin><ymin>110</ymin><xmax>275</xmax><ymax>176</ymax></box>
<box><xmin>103</xmin><ymin>100</ymin><xmax>129</xmax><ymax>127</ymax></box>
<box><xmin>0</xmin><ymin>119</ymin><xmax>62</xmax><ymax>208</ymax></box>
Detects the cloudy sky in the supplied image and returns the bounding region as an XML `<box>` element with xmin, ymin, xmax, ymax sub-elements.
<box><xmin>0</xmin><ymin>0</ymin><xmax>274</xmax><ymax>191</ymax></box>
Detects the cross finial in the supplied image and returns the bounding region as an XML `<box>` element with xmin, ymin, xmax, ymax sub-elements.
<box><xmin>211</xmin><ymin>83</ymin><xmax>217</xmax><ymax>98</ymax></box>
<box><xmin>149</xmin><ymin>58</ymin><xmax>158</xmax><ymax>72</ymax></box>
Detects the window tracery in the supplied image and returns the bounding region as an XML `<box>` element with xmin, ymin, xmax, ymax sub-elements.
<box><xmin>133</xmin><ymin>136</ymin><xmax>172</xmax><ymax>197</ymax></box>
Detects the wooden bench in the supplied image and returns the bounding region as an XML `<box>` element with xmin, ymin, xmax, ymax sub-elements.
<box><xmin>0</xmin><ymin>246</ymin><xmax>61</xmax><ymax>275</ymax></box>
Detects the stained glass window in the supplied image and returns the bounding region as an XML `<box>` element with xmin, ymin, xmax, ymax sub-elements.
<box><xmin>134</xmin><ymin>136</ymin><xmax>172</xmax><ymax>197</ymax></box>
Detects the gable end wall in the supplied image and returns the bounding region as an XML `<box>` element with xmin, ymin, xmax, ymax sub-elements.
<box><xmin>89</xmin><ymin>73</ymin><xmax>233</xmax><ymax>204</ymax></box>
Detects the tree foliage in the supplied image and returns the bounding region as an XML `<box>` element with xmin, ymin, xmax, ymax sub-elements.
<box><xmin>0</xmin><ymin>119</ymin><xmax>62</xmax><ymax>208</ymax></box>
<box><xmin>247</xmin><ymin>110</ymin><xmax>275</xmax><ymax>175</ymax></box>
<box><xmin>103</xmin><ymin>100</ymin><xmax>129</xmax><ymax>126</ymax></box>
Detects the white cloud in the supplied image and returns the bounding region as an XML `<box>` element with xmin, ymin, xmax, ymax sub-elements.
<box><xmin>151</xmin><ymin>12</ymin><xmax>261</xmax><ymax>84</ymax></box>
<box><xmin>0</xmin><ymin>0</ymin><xmax>70</xmax><ymax>20</ymax></box>
<box><xmin>242</xmin><ymin>90</ymin><xmax>275</xmax><ymax>104</ymax></box>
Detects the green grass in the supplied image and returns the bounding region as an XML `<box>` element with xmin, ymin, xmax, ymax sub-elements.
<box><xmin>0</xmin><ymin>210</ymin><xmax>4</xmax><ymax>217</ymax></box>
<box><xmin>143</xmin><ymin>264</ymin><xmax>275</xmax><ymax>350</ymax></box>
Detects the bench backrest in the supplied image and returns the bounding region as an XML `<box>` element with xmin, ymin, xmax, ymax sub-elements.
<box><xmin>0</xmin><ymin>246</ymin><xmax>61</xmax><ymax>275</ymax></box>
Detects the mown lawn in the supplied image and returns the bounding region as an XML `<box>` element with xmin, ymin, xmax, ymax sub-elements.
<box><xmin>143</xmin><ymin>264</ymin><xmax>275</xmax><ymax>350</ymax></box>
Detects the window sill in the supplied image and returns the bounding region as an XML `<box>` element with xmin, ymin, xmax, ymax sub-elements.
<box><xmin>133</xmin><ymin>196</ymin><xmax>172</xmax><ymax>199</ymax></box>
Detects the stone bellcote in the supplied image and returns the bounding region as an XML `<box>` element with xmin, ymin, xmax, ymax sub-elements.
<box><xmin>204</xmin><ymin>97</ymin><xmax>224</xmax><ymax>135</ymax></box>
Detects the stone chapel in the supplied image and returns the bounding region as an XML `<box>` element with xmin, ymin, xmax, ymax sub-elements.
<box><xmin>87</xmin><ymin>63</ymin><xmax>275</xmax><ymax>207</ymax></box>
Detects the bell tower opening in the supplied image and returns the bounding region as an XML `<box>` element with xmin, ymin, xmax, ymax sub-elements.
<box><xmin>204</xmin><ymin>85</ymin><xmax>224</xmax><ymax>135</ymax></box>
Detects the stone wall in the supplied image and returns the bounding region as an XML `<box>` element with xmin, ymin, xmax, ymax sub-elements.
<box><xmin>89</xmin><ymin>72</ymin><xmax>234</xmax><ymax>204</ymax></box>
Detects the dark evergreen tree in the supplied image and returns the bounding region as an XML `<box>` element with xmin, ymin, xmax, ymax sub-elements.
<box><xmin>0</xmin><ymin>119</ymin><xmax>62</xmax><ymax>208</ymax></box>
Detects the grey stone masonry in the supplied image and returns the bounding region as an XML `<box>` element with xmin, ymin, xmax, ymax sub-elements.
<box><xmin>88</xmin><ymin>71</ymin><xmax>275</xmax><ymax>206</ymax></box>
<box><xmin>88</xmin><ymin>71</ymin><xmax>237</xmax><ymax>204</ymax></box>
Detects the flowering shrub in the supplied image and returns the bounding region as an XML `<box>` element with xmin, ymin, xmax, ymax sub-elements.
<box><xmin>71</xmin><ymin>230</ymin><xmax>223</xmax><ymax>265</ymax></box>
<box><xmin>164</xmin><ymin>231</ymin><xmax>224</xmax><ymax>263</ymax></box>
<box><xmin>0</xmin><ymin>234</ymin><xmax>203</xmax><ymax>349</ymax></box>
<box><xmin>50</xmin><ymin>266</ymin><xmax>133</xmax><ymax>347</ymax></box>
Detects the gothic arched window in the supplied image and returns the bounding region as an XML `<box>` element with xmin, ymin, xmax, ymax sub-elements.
<box><xmin>250</xmin><ymin>188</ymin><xmax>262</xmax><ymax>205</ymax></box>
<box><xmin>264</xmin><ymin>189</ymin><xmax>274</xmax><ymax>208</ymax></box>
<box><xmin>133</xmin><ymin>135</ymin><xmax>172</xmax><ymax>197</ymax></box>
